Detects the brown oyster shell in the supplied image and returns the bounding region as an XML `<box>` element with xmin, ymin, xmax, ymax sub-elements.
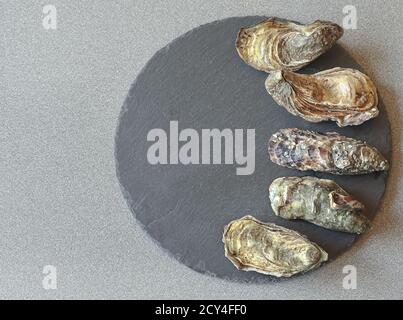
<box><xmin>265</xmin><ymin>68</ymin><xmax>379</xmax><ymax>127</ymax></box>
<box><xmin>269</xmin><ymin>176</ymin><xmax>371</xmax><ymax>234</ymax></box>
<box><xmin>236</xmin><ymin>17</ymin><xmax>343</xmax><ymax>72</ymax></box>
<box><xmin>223</xmin><ymin>215</ymin><xmax>328</xmax><ymax>277</ymax></box>
<box><xmin>268</xmin><ymin>128</ymin><xmax>389</xmax><ymax>175</ymax></box>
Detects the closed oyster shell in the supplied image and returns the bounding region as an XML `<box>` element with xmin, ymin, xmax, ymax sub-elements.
<box><xmin>265</xmin><ymin>68</ymin><xmax>379</xmax><ymax>127</ymax></box>
<box><xmin>268</xmin><ymin>128</ymin><xmax>389</xmax><ymax>175</ymax></box>
<box><xmin>236</xmin><ymin>18</ymin><xmax>343</xmax><ymax>72</ymax></box>
<box><xmin>223</xmin><ymin>215</ymin><xmax>328</xmax><ymax>277</ymax></box>
<box><xmin>269</xmin><ymin>176</ymin><xmax>370</xmax><ymax>234</ymax></box>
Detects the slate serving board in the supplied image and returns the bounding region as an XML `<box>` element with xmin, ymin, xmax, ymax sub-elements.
<box><xmin>115</xmin><ymin>16</ymin><xmax>391</xmax><ymax>283</ymax></box>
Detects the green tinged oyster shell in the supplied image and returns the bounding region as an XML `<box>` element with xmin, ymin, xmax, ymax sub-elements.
<box><xmin>269</xmin><ymin>176</ymin><xmax>370</xmax><ymax>234</ymax></box>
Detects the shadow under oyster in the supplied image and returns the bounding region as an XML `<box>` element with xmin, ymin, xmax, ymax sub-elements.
<box><xmin>223</xmin><ymin>215</ymin><xmax>328</xmax><ymax>277</ymax></box>
<box><xmin>236</xmin><ymin>17</ymin><xmax>343</xmax><ymax>72</ymax></box>
<box><xmin>265</xmin><ymin>68</ymin><xmax>379</xmax><ymax>127</ymax></box>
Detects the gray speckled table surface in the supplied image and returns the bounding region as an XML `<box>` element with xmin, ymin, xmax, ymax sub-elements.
<box><xmin>1</xmin><ymin>0</ymin><xmax>402</xmax><ymax>299</ymax></box>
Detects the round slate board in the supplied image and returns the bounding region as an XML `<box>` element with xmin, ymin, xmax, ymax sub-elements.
<box><xmin>115</xmin><ymin>16</ymin><xmax>391</xmax><ymax>282</ymax></box>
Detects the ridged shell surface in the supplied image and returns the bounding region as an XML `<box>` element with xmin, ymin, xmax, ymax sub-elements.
<box><xmin>223</xmin><ymin>215</ymin><xmax>328</xmax><ymax>277</ymax></box>
<box><xmin>265</xmin><ymin>68</ymin><xmax>379</xmax><ymax>127</ymax></box>
<box><xmin>269</xmin><ymin>176</ymin><xmax>370</xmax><ymax>234</ymax></box>
<box><xmin>236</xmin><ymin>18</ymin><xmax>343</xmax><ymax>72</ymax></box>
<box><xmin>268</xmin><ymin>128</ymin><xmax>388</xmax><ymax>175</ymax></box>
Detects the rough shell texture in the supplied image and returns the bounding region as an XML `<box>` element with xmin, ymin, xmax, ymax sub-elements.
<box><xmin>236</xmin><ymin>17</ymin><xmax>343</xmax><ymax>72</ymax></box>
<box><xmin>269</xmin><ymin>176</ymin><xmax>370</xmax><ymax>234</ymax></box>
<box><xmin>268</xmin><ymin>128</ymin><xmax>388</xmax><ymax>175</ymax></box>
<box><xmin>223</xmin><ymin>215</ymin><xmax>328</xmax><ymax>277</ymax></box>
<box><xmin>265</xmin><ymin>68</ymin><xmax>379</xmax><ymax>127</ymax></box>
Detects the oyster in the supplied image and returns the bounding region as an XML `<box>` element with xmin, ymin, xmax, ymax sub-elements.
<box><xmin>223</xmin><ymin>215</ymin><xmax>328</xmax><ymax>277</ymax></box>
<box><xmin>265</xmin><ymin>68</ymin><xmax>379</xmax><ymax>127</ymax></box>
<box><xmin>268</xmin><ymin>128</ymin><xmax>388</xmax><ymax>175</ymax></box>
<box><xmin>236</xmin><ymin>18</ymin><xmax>343</xmax><ymax>72</ymax></box>
<box><xmin>269</xmin><ymin>176</ymin><xmax>370</xmax><ymax>234</ymax></box>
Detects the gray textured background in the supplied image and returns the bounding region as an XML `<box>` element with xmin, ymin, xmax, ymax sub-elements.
<box><xmin>0</xmin><ymin>0</ymin><xmax>402</xmax><ymax>299</ymax></box>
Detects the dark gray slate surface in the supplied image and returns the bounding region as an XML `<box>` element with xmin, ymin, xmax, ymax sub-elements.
<box><xmin>115</xmin><ymin>16</ymin><xmax>390</xmax><ymax>282</ymax></box>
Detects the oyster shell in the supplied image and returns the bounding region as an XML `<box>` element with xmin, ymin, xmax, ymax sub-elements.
<box><xmin>268</xmin><ymin>128</ymin><xmax>389</xmax><ymax>175</ymax></box>
<box><xmin>236</xmin><ymin>18</ymin><xmax>343</xmax><ymax>72</ymax></box>
<box><xmin>223</xmin><ymin>215</ymin><xmax>328</xmax><ymax>277</ymax></box>
<box><xmin>269</xmin><ymin>176</ymin><xmax>370</xmax><ymax>234</ymax></box>
<box><xmin>265</xmin><ymin>68</ymin><xmax>379</xmax><ymax>127</ymax></box>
